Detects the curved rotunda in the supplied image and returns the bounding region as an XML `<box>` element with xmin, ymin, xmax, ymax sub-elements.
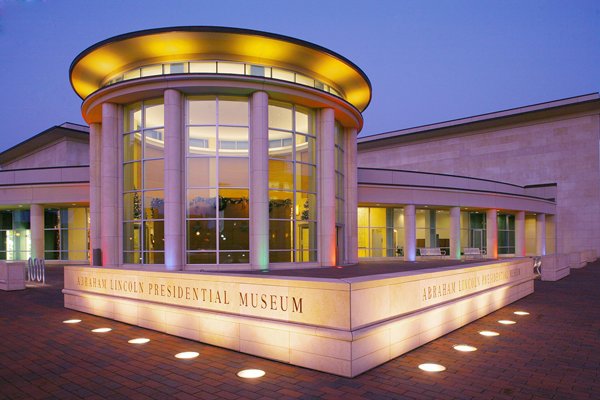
<box><xmin>70</xmin><ymin>26</ymin><xmax>371</xmax><ymax>271</ymax></box>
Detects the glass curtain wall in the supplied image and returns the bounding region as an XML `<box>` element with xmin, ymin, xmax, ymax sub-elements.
<box><xmin>186</xmin><ymin>96</ymin><xmax>250</xmax><ymax>264</ymax></box>
<box><xmin>460</xmin><ymin>211</ymin><xmax>487</xmax><ymax>253</ymax></box>
<box><xmin>497</xmin><ymin>213</ymin><xmax>515</xmax><ymax>254</ymax></box>
<box><xmin>357</xmin><ymin>207</ymin><xmax>403</xmax><ymax>258</ymax></box>
<box><xmin>416</xmin><ymin>209</ymin><xmax>450</xmax><ymax>254</ymax></box>
<box><xmin>0</xmin><ymin>210</ymin><xmax>30</xmax><ymax>260</ymax></box>
<box><xmin>334</xmin><ymin>122</ymin><xmax>345</xmax><ymax>261</ymax></box>
<box><xmin>268</xmin><ymin>101</ymin><xmax>317</xmax><ymax>262</ymax></box>
<box><xmin>123</xmin><ymin>99</ymin><xmax>165</xmax><ymax>264</ymax></box>
<box><xmin>44</xmin><ymin>207</ymin><xmax>89</xmax><ymax>261</ymax></box>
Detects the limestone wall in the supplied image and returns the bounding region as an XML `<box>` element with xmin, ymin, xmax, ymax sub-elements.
<box><xmin>358</xmin><ymin>113</ymin><xmax>600</xmax><ymax>256</ymax></box>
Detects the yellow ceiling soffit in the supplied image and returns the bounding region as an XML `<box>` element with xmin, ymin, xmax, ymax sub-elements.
<box><xmin>70</xmin><ymin>28</ymin><xmax>372</xmax><ymax>111</ymax></box>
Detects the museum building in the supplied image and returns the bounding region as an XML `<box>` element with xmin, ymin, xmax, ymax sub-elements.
<box><xmin>1</xmin><ymin>26</ymin><xmax>599</xmax><ymax>376</ymax></box>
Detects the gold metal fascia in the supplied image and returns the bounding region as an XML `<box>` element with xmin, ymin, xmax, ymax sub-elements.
<box><xmin>70</xmin><ymin>29</ymin><xmax>371</xmax><ymax>111</ymax></box>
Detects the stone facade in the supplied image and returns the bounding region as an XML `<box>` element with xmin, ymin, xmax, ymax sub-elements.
<box><xmin>358</xmin><ymin>98</ymin><xmax>600</xmax><ymax>257</ymax></box>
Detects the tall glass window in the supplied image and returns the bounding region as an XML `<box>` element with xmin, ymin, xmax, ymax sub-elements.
<box><xmin>415</xmin><ymin>209</ymin><xmax>449</xmax><ymax>254</ymax></box>
<box><xmin>0</xmin><ymin>210</ymin><xmax>30</xmax><ymax>260</ymax></box>
<box><xmin>268</xmin><ymin>101</ymin><xmax>317</xmax><ymax>262</ymax></box>
<box><xmin>497</xmin><ymin>213</ymin><xmax>515</xmax><ymax>254</ymax></box>
<box><xmin>460</xmin><ymin>211</ymin><xmax>487</xmax><ymax>253</ymax></box>
<box><xmin>44</xmin><ymin>207</ymin><xmax>89</xmax><ymax>261</ymax></box>
<box><xmin>357</xmin><ymin>207</ymin><xmax>403</xmax><ymax>258</ymax></box>
<box><xmin>186</xmin><ymin>96</ymin><xmax>250</xmax><ymax>264</ymax></box>
<box><xmin>123</xmin><ymin>98</ymin><xmax>165</xmax><ymax>264</ymax></box>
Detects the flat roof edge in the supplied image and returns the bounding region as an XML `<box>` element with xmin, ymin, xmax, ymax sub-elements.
<box><xmin>359</xmin><ymin>92</ymin><xmax>600</xmax><ymax>144</ymax></box>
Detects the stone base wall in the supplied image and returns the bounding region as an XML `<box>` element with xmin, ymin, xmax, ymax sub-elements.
<box><xmin>64</xmin><ymin>259</ymin><xmax>534</xmax><ymax>377</ymax></box>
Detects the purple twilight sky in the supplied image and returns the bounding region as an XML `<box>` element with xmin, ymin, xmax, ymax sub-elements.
<box><xmin>0</xmin><ymin>0</ymin><xmax>598</xmax><ymax>152</ymax></box>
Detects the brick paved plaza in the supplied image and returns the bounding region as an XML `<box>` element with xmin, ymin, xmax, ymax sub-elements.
<box><xmin>1</xmin><ymin>262</ymin><xmax>599</xmax><ymax>399</ymax></box>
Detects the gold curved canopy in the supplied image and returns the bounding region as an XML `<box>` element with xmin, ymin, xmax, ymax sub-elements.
<box><xmin>70</xmin><ymin>27</ymin><xmax>372</xmax><ymax>111</ymax></box>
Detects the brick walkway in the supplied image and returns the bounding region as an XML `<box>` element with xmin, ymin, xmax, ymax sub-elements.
<box><xmin>1</xmin><ymin>262</ymin><xmax>599</xmax><ymax>399</ymax></box>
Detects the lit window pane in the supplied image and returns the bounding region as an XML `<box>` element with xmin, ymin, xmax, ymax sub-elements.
<box><xmin>187</xmin><ymin>157</ymin><xmax>216</xmax><ymax>187</ymax></box>
<box><xmin>144</xmin><ymin>100</ymin><xmax>164</xmax><ymax>128</ymax></box>
<box><xmin>295</xmin><ymin>107</ymin><xmax>314</xmax><ymax>135</ymax></box>
<box><xmin>295</xmin><ymin>136</ymin><xmax>316</xmax><ymax>165</ymax></box>
<box><xmin>218</xmin><ymin>127</ymin><xmax>248</xmax><ymax>156</ymax></box>
<box><xmin>219</xmin><ymin>220</ymin><xmax>249</xmax><ymax>250</ymax></box>
<box><xmin>189</xmin><ymin>61</ymin><xmax>217</xmax><ymax>73</ymax></box>
<box><xmin>295</xmin><ymin>74</ymin><xmax>314</xmax><ymax>87</ymax></box>
<box><xmin>124</xmin><ymin>251</ymin><xmax>142</xmax><ymax>264</ymax></box>
<box><xmin>123</xmin><ymin>132</ymin><xmax>142</xmax><ymax>162</ymax></box>
<box><xmin>143</xmin><ymin>159</ymin><xmax>164</xmax><ymax>189</ymax></box>
<box><xmin>219</xmin><ymin>158</ymin><xmax>248</xmax><ymax>187</ymax></box>
<box><xmin>124</xmin><ymin>103</ymin><xmax>142</xmax><ymax>132</ymax></box>
<box><xmin>269</xmin><ymin>251</ymin><xmax>293</xmax><ymax>263</ymax></box>
<box><xmin>296</xmin><ymin>163</ymin><xmax>316</xmax><ymax>193</ymax></box>
<box><xmin>268</xmin><ymin>130</ymin><xmax>293</xmax><ymax>160</ymax></box>
<box><xmin>188</xmin><ymin>97</ymin><xmax>216</xmax><ymax>125</ymax></box>
<box><xmin>123</xmin><ymin>222</ymin><xmax>141</xmax><ymax>251</ymax></box>
<box><xmin>187</xmin><ymin>220</ymin><xmax>216</xmax><ymax>250</ymax></box>
<box><xmin>187</xmin><ymin>252</ymin><xmax>216</xmax><ymax>264</ymax></box>
<box><xmin>268</xmin><ymin>160</ymin><xmax>293</xmax><ymax>190</ymax></box>
<box><xmin>144</xmin><ymin>221</ymin><xmax>164</xmax><ymax>251</ymax></box>
<box><xmin>296</xmin><ymin>192</ymin><xmax>317</xmax><ymax>221</ymax></box>
<box><xmin>144</xmin><ymin>129</ymin><xmax>164</xmax><ymax>159</ymax></box>
<box><xmin>269</xmin><ymin>191</ymin><xmax>293</xmax><ymax>219</ymax></box>
<box><xmin>218</xmin><ymin>98</ymin><xmax>248</xmax><ymax>126</ymax></box>
<box><xmin>219</xmin><ymin>189</ymin><xmax>249</xmax><ymax>219</ymax></box>
<box><xmin>296</xmin><ymin>221</ymin><xmax>317</xmax><ymax>258</ymax></box>
<box><xmin>144</xmin><ymin>190</ymin><xmax>164</xmax><ymax>219</ymax></box>
<box><xmin>269</xmin><ymin>220</ymin><xmax>294</xmax><ymax>251</ymax></box>
<box><xmin>123</xmin><ymin>162</ymin><xmax>141</xmax><ymax>191</ymax></box>
<box><xmin>124</xmin><ymin>192</ymin><xmax>142</xmax><ymax>220</ymax></box>
<box><xmin>296</xmin><ymin>249</ymin><xmax>317</xmax><ymax>262</ymax></box>
<box><xmin>268</xmin><ymin>104</ymin><xmax>293</xmax><ymax>130</ymax></box>
<box><xmin>219</xmin><ymin>251</ymin><xmax>249</xmax><ymax>264</ymax></box>
<box><xmin>144</xmin><ymin>252</ymin><xmax>164</xmax><ymax>264</ymax></box>
<box><xmin>217</xmin><ymin>62</ymin><xmax>244</xmax><ymax>74</ymax></box>
<box><xmin>141</xmin><ymin>64</ymin><xmax>163</xmax><ymax>77</ymax></box>
<box><xmin>123</xmin><ymin>69</ymin><xmax>141</xmax><ymax>81</ymax></box>
<box><xmin>272</xmin><ymin>68</ymin><xmax>295</xmax><ymax>83</ymax></box>
<box><xmin>188</xmin><ymin>127</ymin><xmax>216</xmax><ymax>155</ymax></box>
<box><xmin>187</xmin><ymin>189</ymin><xmax>217</xmax><ymax>219</ymax></box>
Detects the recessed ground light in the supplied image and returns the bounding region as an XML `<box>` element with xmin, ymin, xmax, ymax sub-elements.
<box><xmin>128</xmin><ymin>338</ymin><xmax>150</xmax><ymax>344</ymax></box>
<box><xmin>453</xmin><ymin>344</ymin><xmax>477</xmax><ymax>352</ymax></box>
<box><xmin>514</xmin><ymin>311</ymin><xmax>530</xmax><ymax>316</ymax></box>
<box><xmin>418</xmin><ymin>363</ymin><xmax>446</xmax><ymax>372</ymax></box>
<box><xmin>498</xmin><ymin>320</ymin><xmax>516</xmax><ymax>325</ymax></box>
<box><xmin>237</xmin><ymin>369</ymin><xmax>266</xmax><ymax>379</ymax></box>
<box><xmin>175</xmin><ymin>351</ymin><xmax>199</xmax><ymax>359</ymax></box>
<box><xmin>479</xmin><ymin>330</ymin><xmax>499</xmax><ymax>337</ymax></box>
<box><xmin>62</xmin><ymin>319</ymin><xmax>81</xmax><ymax>324</ymax></box>
<box><xmin>91</xmin><ymin>328</ymin><xmax>112</xmax><ymax>333</ymax></box>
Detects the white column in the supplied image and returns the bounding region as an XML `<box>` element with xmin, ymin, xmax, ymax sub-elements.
<box><xmin>89</xmin><ymin>122</ymin><xmax>102</xmax><ymax>265</ymax></box>
<box><xmin>515</xmin><ymin>211</ymin><xmax>526</xmax><ymax>256</ymax></box>
<box><xmin>250</xmin><ymin>91</ymin><xmax>269</xmax><ymax>270</ymax></box>
<box><xmin>450</xmin><ymin>206</ymin><xmax>461</xmax><ymax>260</ymax></box>
<box><xmin>486</xmin><ymin>209</ymin><xmax>498</xmax><ymax>258</ymax></box>
<box><xmin>30</xmin><ymin>204</ymin><xmax>43</xmax><ymax>260</ymax></box>
<box><xmin>164</xmin><ymin>89</ymin><xmax>183</xmax><ymax>270</ymax></box>
<box><xmin>100</xmin><ymin>102</ymin><xmax>119</xmax><ymax>267</ymax></box>
<box><xmin>319</xmin><ymin>108</ymin><xmax>336</xmax><ymax>266</ymax></box>
<box><xmin>536</xmin><ymin>213</ymin><xmax>546</xmax><ymax>256</ymax></box>
<box><xmin>345</xmin><ymin>127</ymin><xmax>358</xmax><ymax>264</ymax></box>
<box><xmin>404</xmin><ymin>204</ymin><xmax>416</xmax><ymax>261</ymax></box>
